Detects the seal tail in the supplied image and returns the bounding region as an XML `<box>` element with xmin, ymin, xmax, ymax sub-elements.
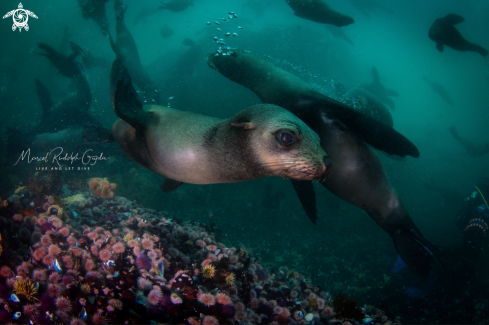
<box><xmin>392</xmin><ymin>228</ymin><xmax>444</xmax><ymax>280</ymax></box>
<box><xmin>110</xmin><ymin>59</ymin><xmax>150</xmax><ymax>130</ymax></box>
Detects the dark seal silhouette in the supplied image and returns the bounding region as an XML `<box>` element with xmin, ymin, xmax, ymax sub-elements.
<box><xmin>428</xmin><ymin>14</ymin><xmax>488</xmax><ymax>57</ymax></box>
<box><xmin>286</xmin><ymin>0</ymin><xmax>354</xmax><ymax>27</ymax></box>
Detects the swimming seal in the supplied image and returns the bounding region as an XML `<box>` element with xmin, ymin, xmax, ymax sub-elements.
<box><xmin>422</xmin><ymin>76</ymin><xmax>454</xmax><ymax>107</ymax></box>
<box><xmin>109</xmin><ymin>0</ymin><xmax>160</xmax><ymax>104</ymax></box>
<box><xmin>428</xmin><ymin>14</ymin><xmax>488</xmax><ymax>57</ymax></box>
<box><xmin>358</xmin><ymin>66</ymin><xmax>399</xmax><ymax>111</ymax></box>
<box><xmin>109</xmin><ymin>59</ymin><xmax>330</xmax><ymax>191</ymax></box>
<box><xmin>207</xmin><ymin>50</ymin><xmax>441</xmax><ymax>280</ymax></box>
<box><xmin>286</xmin><ymin>0</ymin><xmax>354</xmax><ymax>27</ymax></box>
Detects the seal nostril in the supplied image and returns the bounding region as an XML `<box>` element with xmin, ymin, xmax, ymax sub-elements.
<box><xmin>324</xmin><ymin>157</ymin><xmax>332</xmax><ymax>169</ymax></box>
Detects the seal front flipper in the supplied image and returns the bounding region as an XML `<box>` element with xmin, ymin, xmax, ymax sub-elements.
<box><xmin>443</xmin><ymin>13</ymin><xmax>465</xmax><ymax>25</ymax></box>
<box><xmin>321</xmin><ymin>100</ymin><xmax>420</xmax><ymax>157</ymax></box>
<box><xmin>291</xmin><ymin>180</ymin><xmax>318</xmax><ymax>225</ymax></box>
<box><xmin>110</xmin><ymin>59</ymin><xmax>150</xmax><ymax>130</ymax></box>
<box><xmin>160</xmin><ymin>178</ymin><xmax>184</xmax><ymax>193</ymax></box>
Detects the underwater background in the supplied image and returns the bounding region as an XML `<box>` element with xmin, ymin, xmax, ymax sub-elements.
<box><xmin>0</xmin><ymin>0</ymin><xmax>488</xmax><ymax>324</ymax></box>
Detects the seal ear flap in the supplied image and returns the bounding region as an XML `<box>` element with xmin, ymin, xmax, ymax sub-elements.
<box><xmin>444</xmin><ymin>14</ymin><xmax>464</xmax><ymax>25</ymax></box>
<box><xmin>230</xmin><ymin>122</ymin><xmax>255</xmax><ymax>130</ymax></box>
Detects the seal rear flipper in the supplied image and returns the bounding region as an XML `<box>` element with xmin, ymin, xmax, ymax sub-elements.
<box><xmin>35</xmin><ymin>79</ymin><xmax>54</xmax><ymax>121</ymax></box>
<box><xmin>392</xmin><ymin>228</ymin><xmax>444</xmax><ymax>280</ymax></box>
<box><xmin>81</xmin><ymin>126</ymin><xmax>114</xmax><ymax>144</ymax></box>
<box><xmin>321</xmin><ymin>101</ymin><xmax>420</xmax><ymax>157</ymax></box>
<box><xmin>291</xmin><ymin>180</ymin><xmax>318</xmax><ymax>225</ymax></box>
<box><xmin>160</xmin><ymin>178</ymin><xmax>184</xmax><ymax>193</ymax></box>
<box><xmin>110</xmin><ymin>59</ymin><xmax>150</xmax><ymax>130</ymax></box>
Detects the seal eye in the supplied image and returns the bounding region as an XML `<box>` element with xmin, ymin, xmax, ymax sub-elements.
<box><xmin>277</xmin><ymin>131</ymin><xmax>296</xmax><ymax>146</ymax></box>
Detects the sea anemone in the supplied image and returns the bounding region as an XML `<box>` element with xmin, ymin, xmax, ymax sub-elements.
<box><xmin>48</xmin><ymin>283</ymin><xmax>61</xmax><ymax>297</ymax></box>
<box><xmin>48</xmin><ymin>244</ymin><xmax>61</xmax><ymax>256</ymax></box>
<box><xmin>142</xmin><ymin>238</ymin><xmax>153</xmax><ymax>250</ymax></box>
<box><xmin>206</xmin><ymin>245</ymin><xmax>217</xmax><ymax>252</ymax></box>
<box><xmin>85</xmin><ymin>259</ymin><xmax>95</xmax><ymax>271</ymax></box>
<box><xmin>58</xmin><ymin>227</ymin><xmax>70</xmax><ymax>237</ymax></box>
<box><xmin>216</xmin><ymin>292</ymin><xmax>232</xmax><ymax>305</ymax></box>
<box><xmin>99</xmin><ymin>249</ymin><xmax>112</xmax><ymax>262</ymax></box>
<box><xmin>196</xmin><ymin>239</ymin><xmax>206</xmax><ymax>247</ymax></box>
<box><xmin>49</xmin><ymin>272</ymin><xmax>60</xmax><ymax>283</ymax></box>
<box><xmin>112</xmin><ymin>242</ymin><xmax>125</xmax><ymax>254</ymax></box>
<box><xmin>202</xmin><ymin>315</ymin><xmax>219</xmax><ymax>325</ymax></box>
<box><xmin>23</xmin><ymin>304</ymin><xmax>40</xmax><ymax>320</ymax></box>
<box><xmin>32</xmin><ymin>269</ymin><xmax>47</xmax><ymax>282</ymax></box>
<box><xmin>62</xmin><ymin>275</ymin><xmax>74</xmax><ymax>286</ymax></box>
<box><xmin>148</xmin><ymin>287</ymin><xmax>163</xmax><ymax>305</ymax></box>
<box><xmin>92</xmin><ymin>313</ymin><xmax>108</xmax><ymax>325</ymax></box>
<box><xmin>108</xmin><ymin>299</ymin><xmax>123</xmax><ymax>310</ymax></box>
<box><xmin>41</xmin><ymin>235</ymin><xmax>52</xmax><ymax>247</ymax></box>
<box><xmin>33</xmin><ymin>246</ymin><xmax>47</xmax><ymax>260</ymax></box>
<box><xmin>198</xmin><ymin>293</ymin><xmax>215</xmax><ymax>306</ymax></box>
<box><xmin>70</xmin><ymin>317</ymin><xmax>86</xmax><ymax>325</ymax></box>
<box><xmin>14</xmin><ymin>278</ymin><xmax>38</xmax><ymax>302</ymax></box>
<box><xmin>202</xmin><ymin>264</ymin><xmax>216</xmax><ymax>279</ymax></box>
<box><xmin>0</xmin><ymin>265</ymin><xmax>12</xmax><ymax>277</ymax></box>
<box><xmin>42</xmin><ymin>254</ymin><xmax>54</xmax><ymax>267</ymax></box>
<box><xmin>138</xmin><ymin>277</ymin><xmax>153</xmax><ymax>290</ymax></box>
<box><xmin>56</xmin><ymin>297</ymin><xmax>72</xmax><ymax>312</ymax></box>
<box><xmin>147</xmin><ymin>250</ymin><xmax>157</xmax><ymax>260</ymax></box>
<box><xmin>225</xmin><ymin>272</ymin><xmax>235</xmax><ymax>286</ymax></box>
<box><xmin>136</xmin><ymin>253</ymin><xmax>151</xmax><ymax>270</ymax></box>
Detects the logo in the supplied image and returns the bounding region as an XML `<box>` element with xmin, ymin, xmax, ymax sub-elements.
<box><xmin>3</xmin><ymin>3</ymin><xmax>37</xmax><ymax>32</ymax></box>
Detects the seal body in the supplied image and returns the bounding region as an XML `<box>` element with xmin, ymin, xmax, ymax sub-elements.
<box><xmin>428</xmin><ymin>14</ymin><xmax>488</xmax><ymax>57</ymax></box>
<box><xmin>343</xmin><ymin>87</ymin><xmax>393</xmax><ymax>127</ymax></box>
<box><xmin>286</xmin><ymin>0</ymin><xmax>354</xmax><ymax>27</ymax></box>
<box><xmin>208</xmin><ymin>50</ymin><xmax>439</xmax><ymax>280</ymax></box>
<box><xmin>112</xmin><ymin>104</ymin><xmax>329</xmax><ymax>184</ymax></box>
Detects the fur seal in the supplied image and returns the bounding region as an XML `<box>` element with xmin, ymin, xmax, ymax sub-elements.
<box><xmin>109</xmin><ymin>59</ymin><xmax>330</xmax><ymax>190</ymax></box>
<box><xmin>36</xmin><ymin>42</ymin><xmax>87</xmax><ymax>78</ymax></box>
<box><xmin>429</xmin><ymin>14</ymin><xmax>488</xmax><ymax>57</ymax></box>
<box><xmin>422</xmin><ymin>76</ymin><xmax>453</xmax><ymax>107</ymax></box>
<box><xmin>449</xmin><ymin>126</ymin><xmax>489</xmax><ymax>157</ymax></box>
<box><xmin>109</xmin><ymin>0</ymin><xmax>160</xmax><ymax>104</ymax></box>
<box><xmin>359</xmin><ymin>66</ymin><xmax>399</xmax><ymax>110</ymax></box>
<box><xmin>207</xmin><ymin>50</ymin><xmax>441</xmax><ymax>280</ymax></box>
<box><xmin>159</xmin><ymin>0</ymin><xmax>195</xmax><ymax>12</ymax></box>
<box><xmin>286</xmin><ymin>0</ymin><xmax>354</xmax><ymax>27</ymax></box>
